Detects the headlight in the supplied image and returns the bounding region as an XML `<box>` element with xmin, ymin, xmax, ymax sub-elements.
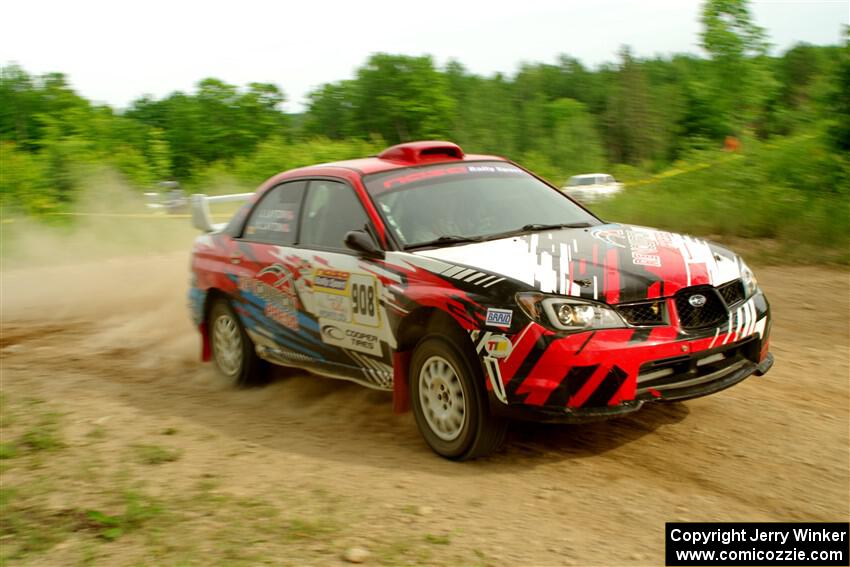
<box><xmin>739</xmin><ymin>259</ymin><xmax>759</xmax><ymax>298</ymax></box>
<box><xmin>516</xmin><ymin>292</ymin><xmax>626</xmax><ymax>332</ymax></box>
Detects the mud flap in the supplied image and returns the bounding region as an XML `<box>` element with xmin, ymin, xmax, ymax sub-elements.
<box><xmin>392</xmin><ymin>351</ymin><xmax>412</xmax><ymax>414</ymax></box>
<box><xmin>199</xmin><ymin>322</ymin><xmax>212</xmax><ymax>362</ymax></box>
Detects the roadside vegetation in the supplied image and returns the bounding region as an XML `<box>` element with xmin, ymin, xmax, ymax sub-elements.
<box><xmin>1</xmin><ymin>0</ymin><xmax>848</xmax><ymax>263</ymax></box>
<box><xmin>593</xmin><ymin>133</ymin><xmax>850</xmax><ymax>264</ymax></box>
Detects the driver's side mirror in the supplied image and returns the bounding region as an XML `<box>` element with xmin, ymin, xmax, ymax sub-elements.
<box><xmin>344</xmin><ymin>229</ymin><xmax>384</xmax><ymax>258</ymax></box>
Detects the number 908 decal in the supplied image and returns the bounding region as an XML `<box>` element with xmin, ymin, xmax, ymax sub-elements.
<box><xmin>312</xmin><ymin>269</ymin><xmax>380</xmax><ymax>328</ymax></box>
<box><xmin>349</xmin><ymin>274</ymin><xmax>379</xmax><ymax>327</ymax></box>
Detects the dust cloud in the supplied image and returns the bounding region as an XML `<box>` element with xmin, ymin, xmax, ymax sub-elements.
<box><xmin>2</xmin><ymin>172</ymin><xmax>199</xmax><ymax>365</ymax></box>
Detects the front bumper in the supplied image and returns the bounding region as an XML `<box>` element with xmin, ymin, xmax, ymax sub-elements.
<box><xmin>492</xmin><ymin>351</ymin><xmax>773</xmax><ymax>424</ymax></box>
<box><xmin>485</xmin><ymin>290</ymin><xmax>772</xmax><ymax>422</ymax></box>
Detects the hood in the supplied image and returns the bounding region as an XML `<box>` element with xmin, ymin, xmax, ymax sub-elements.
<box><xmin>413</xmin><ymin>223</ymin><xmax>743</xmax><ymax>305</ymax></box>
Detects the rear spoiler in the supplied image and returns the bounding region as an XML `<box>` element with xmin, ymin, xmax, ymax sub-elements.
<box><xmin>191</xmin><ymin>193</ymin><xmax>253</xmax><ymax>232</ymax></box>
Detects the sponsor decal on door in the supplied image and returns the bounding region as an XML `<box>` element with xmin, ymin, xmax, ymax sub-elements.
<box><xmin>311</xmin><ymin>269</ymin><xmax>380</xmax><ymax>328</ymax></box>
<box><xmin>319</xmin><ymin>319</ymin><xmax>381</xmax><ymax>355</ymax></box>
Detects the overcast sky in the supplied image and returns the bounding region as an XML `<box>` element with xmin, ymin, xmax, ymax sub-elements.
<box><xmin>2</xmin><ymin>0</ymin><xmax>847</xmax><ymax>112</ymax></box>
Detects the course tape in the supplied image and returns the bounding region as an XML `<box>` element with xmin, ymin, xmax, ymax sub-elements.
<box><xmin>626</xmin><ymin>154</ymin><xmax>743</xmax><ymax>188</ymax></box>
<box><xmin>624</xmin><ymin>133</ymin><xmax>815</xmax><ymax>188</ymax></box>
<box><xmin>1</xmin><ymin>212</ymin><xmax>232</xmax><ymax>224</ymax></box>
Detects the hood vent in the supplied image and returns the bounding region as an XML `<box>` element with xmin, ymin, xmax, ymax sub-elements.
<box><xmin>378</xmin><ymin>141</ymin><xmax>464</xmax><ymax>164</ymax></box>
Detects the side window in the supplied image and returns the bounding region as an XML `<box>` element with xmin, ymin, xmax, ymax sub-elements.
<box><xmin>242</xmin><ymin>181</ymin><xmax>307</xmax><ymax>244</ymax></box>
<box><xmin>299</xmin><ymin>180</ymin><xmax>371</xmax><ymax>250</ymax></box>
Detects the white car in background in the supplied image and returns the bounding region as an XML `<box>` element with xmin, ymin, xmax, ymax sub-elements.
<box><xmin>562</xmin><ymin>173</ymin><xmax>623</xmax><ymax>204</ymax></box>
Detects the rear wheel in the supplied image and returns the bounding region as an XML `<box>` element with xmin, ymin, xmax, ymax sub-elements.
<box><xmin>410</xmin><ymin>335</ymin><xmax>507</xmax><ymax>460</ymax></box>
<box><xmin>209</xmin><ymin>299</ymin><xmax>268</xmax><ymax>387</ymax></box>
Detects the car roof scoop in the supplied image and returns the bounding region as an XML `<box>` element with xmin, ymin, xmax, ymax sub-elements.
<box><xmin>378</xmin><ymin>141</ymin><xmax>464</xmax><ymax>164</ymax></box>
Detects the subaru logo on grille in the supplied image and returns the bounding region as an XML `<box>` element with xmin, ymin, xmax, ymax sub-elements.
<box><xmin>688</xmin><ymin>294</ymin><xmax>707</xmax><ymax>307</ymax></box>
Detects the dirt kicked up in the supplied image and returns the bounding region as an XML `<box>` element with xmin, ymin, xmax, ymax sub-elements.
<box><xmin>1</xmin><ymin>251</ymin><xmax>848</xmax><ymax>566</ymax></box>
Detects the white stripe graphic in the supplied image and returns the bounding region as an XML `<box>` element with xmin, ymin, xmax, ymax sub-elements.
<box><xmin>559</xmin><ymin>242</ymin><xmax>568</xmax><ymax>295</ymax></box>
<box><xmin>482</xmin><ymin>277</ymin><xmax>505</xmax><ymax>288</ymax></box>
<box><xmin>465</xmin><ymin>272</ymin><xmax>488</xmax><ymax>283</ymax></box>
<box><xmin>506</xmin><ymin>324</ymin><xmax>532</xmax><ymax>361</ymax></box>
<box><xmin>351</xmin><ymin>353</ymin><xmax>379</xmax><ymax>384</ymax></box>
<box><xmin>722</xmin><ymin>312</ymin><xmax>734</xmax><ymax>345</ymax></box>
<box><xmin>442</xmin><ymin>266</ymin><xmax>464</xmax><ymax>278</ymax></box>
<box><xmin>453</xmin><ymin>268</ymin><xmax>476</xmax><ymax>280</ymax></box>
<box><xmin>754</xmin><ymin>317</ymin><xmax>767</xmax><ymax>338</ymax></box>
<box><xmin>387</xmin><ymin>301</ymin><xmax>409</xmax><ymax>315</ymax></box>
<box><xmin>709</xmin><ymin>328</ymin><xmax>720</xmax><ymax>349</ymax></box>
<box><xmin>485</xmin><ymin>358</ymin><xmax>508</xmax><ymax>404</ymax></box>
<box><xmin>745</xmin><ymin>302</ymin><xmax>754</xmax><ymax>338</ymax></box>
<box><xmin>476</xmin><ymin>332</ymin><xmax>493</xmax><ymax>353</ymax></box>
<box><xmin>593</xmin><ymin>275</ymin><xmax>598</xmax><ymax>300</ymax></box>
<box><xmin>361</xmin><ymin>263</ymin><xmax>402</xmax><ymax>283</ymax></box>
<box><xmin>348</xmin><ymin>351</ymin><xmax>391</xmax><ymax>387</ymax></box>
<box><xmin>734</xmin><ymin>307</ymin><xmax>744</xmax><ymax>341</ymax></box>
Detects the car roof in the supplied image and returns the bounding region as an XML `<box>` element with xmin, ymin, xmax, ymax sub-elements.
<box><xmin>570</xmin><ymin>173</ymin><xmax>611</xmax><ymax>179</ymax></box>
<box><xmin>277</xmin><ymin>141</ymin><xmax>504</xmax><ymax>178</ymax></box>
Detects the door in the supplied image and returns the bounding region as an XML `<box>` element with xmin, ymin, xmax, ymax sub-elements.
<box><xmin>294</xmin><ymin>178</ymin><xmax>396</xmax><ymax>389</ymax></box>
<box><xmin>233</xmin><ymin>180</ymin><xmax>319</xmax><ymax>363</ymax></box>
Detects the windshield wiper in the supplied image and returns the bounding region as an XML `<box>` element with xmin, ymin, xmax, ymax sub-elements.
<box><xmin>519</xmin><ymin>222</ymin><xmax>593</xmax><ymax>232</ymax></box>
<box><xmin>404</xmin><ymin>235</ymin><xmax>486</xmax><ymax>250</ymax></box>
<box><xmin>479</xmin><ymin>222</ymin><xmax>594</xmax><ymax>241</ymax></box>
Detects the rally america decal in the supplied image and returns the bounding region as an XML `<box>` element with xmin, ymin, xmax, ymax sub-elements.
<box><xmin>238</xmin><ymin>264</ymin><xmax>301</xmax><ymax>331</ymax></box>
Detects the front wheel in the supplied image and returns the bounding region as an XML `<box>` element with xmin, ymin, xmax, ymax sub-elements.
<box><xmin>209</xmin><ymin>298</ymin><xmax>268</xmax><ymax>387</ymax></box>
<box><xmin>410</xmin><ymin>336</ymin><xmax>507</xmax><ymax>460</ymax></box>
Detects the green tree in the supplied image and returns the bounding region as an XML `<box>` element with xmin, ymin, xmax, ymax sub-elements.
<box><xmin>352</xmin><ymin>53</ymin><xmax>455</xmax><ymax>144</ymax></box>
<box><xmin>146</xmin><ymin>127</ymin><xmax>172</xmax><ymax>180</ymax></box>
<box><xmin>827</xmin><ymin>29</ymin><xmax>850</xmax><ymax>152</ymax></box>
<box><xmin>700</xmin><ymin>0</ymin><xmax>774</xmax><ymax>132</ymax></box>
<box><xmin>605</xmin><ymin>47</ymin><xmax>661</xmax><ymax>165</ymax></box>
<box><xmin>546</xmin><ymin>98</ymin><xmax>605</xmax><ymax>177</ymax></box>
<box><xmin>303</xmin><ymin>81</ymin><xmax>356</xmax><ymax>139</ymax></box>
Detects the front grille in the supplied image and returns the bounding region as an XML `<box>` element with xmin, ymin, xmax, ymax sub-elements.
<box><xmin>617</xmin><ymin>301</ymin><xmax>665</xmax><ymax>326</ymax></box>
<box><xmin>674</xmin><ymin>286</ymin><xmax>727</xmax><ymax>330</ymax></box>
<box><xmin>636</xmin><ymin>337</ymin><xmax>759</xmax><ymax>397</ymax></box>
<box><xmin>718</xmin><ymin>279</ymin><xmax>745</xmax><ymax>306</ymax></box>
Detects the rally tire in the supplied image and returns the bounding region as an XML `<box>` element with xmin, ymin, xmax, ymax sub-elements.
<box><xmin>410</xmin><ymin>335</ymin><xmax>507</xmax><ymax>460</ymax></box>
<box><xmin>209</xmin><ymin>299</ymin><xmax>268</xmax><ymax>388</ymax></box>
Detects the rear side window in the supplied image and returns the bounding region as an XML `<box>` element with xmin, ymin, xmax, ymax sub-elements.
<box><xmin>243</xmin><ymin>181</ymin><xmax>307</xmax><ymax>244</ymax></box>
<box><xmin>299</xmin><ymin>180</ymin><xmax>370</xmax><ymax>250</ymax></box>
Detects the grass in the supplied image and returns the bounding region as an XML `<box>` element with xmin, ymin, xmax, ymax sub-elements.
<box><xmin>0</xmin><ymin>442</ymin><xmax>18</xmax><ymax>459</ymax></box>
<box><xmin>0</xmin><ymin>488</ymin><xmax>80</xmax><ymax>559</ymax></box>
<box><xmin>286</xmin><ymin>517</ymin><xmax>337</xmax><ymax>540</ymax></box>
<box><xmin>424</xmin><ymin>533</ymin><xmax>452</xmax><ymax>545</ymax></box>
<box><xmin>1</xmin><ymin>407</ymin><xmax>66</xmax><ymax>460</ymax></box>
<box><xmin>132</xmin><ymin>444</ymin><xmax>182</xmax><ymax>465</ymax></box>
<box><xmin>0</xmin><ymin>391</ymin><xmax>493</xmax><ymax>566</ymax></box>
<box><xmin>84</xmin><ymin>491</ymin><xmax>163</xmax><ymax>541</ymax></box>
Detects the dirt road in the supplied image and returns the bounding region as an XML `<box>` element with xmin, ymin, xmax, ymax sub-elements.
<box><xmin>1</xmin><ymin>253</ymin><xmax>848</xmax><ymax>566</ymax></box>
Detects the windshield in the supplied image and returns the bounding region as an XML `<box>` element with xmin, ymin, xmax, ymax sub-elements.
<box><xmin>364</xmin><ymin>161</ymin><xmax>599</xmax><ymax>248</ymax></box>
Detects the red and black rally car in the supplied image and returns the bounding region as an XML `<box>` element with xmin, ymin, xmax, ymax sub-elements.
<box><xmin>188</xmin><ymin>141</ymin><xmax>773</xmax><ymax>460</ymax></box>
